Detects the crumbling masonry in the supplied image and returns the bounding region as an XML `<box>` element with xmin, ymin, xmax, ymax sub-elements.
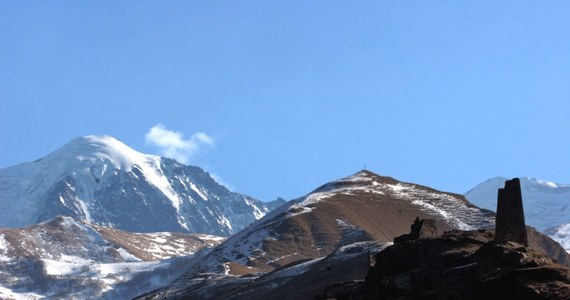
<box><xmin>495</xmin><ymin>178</ymin><xmax>528</xmax><ymax>246</ymax></box>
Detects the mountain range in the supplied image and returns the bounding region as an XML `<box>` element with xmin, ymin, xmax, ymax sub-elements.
<box><xmin>140</xmin><ymin>171</ymin><xmax>569</xmax><ymax>299</ymax></box>
<box><xmin>1</xmin><ymin>136</ymin><xmax>569</xmax><ymax>299</ymax></box>
<box><xmin>0</xmin><ymin>135</ymin><xmax>284</xmax><ymax>236</ymax></box>
<box><xmin>0</xmin><ymin>216</ymin><xmax>224</xmax><ymax>299</ymax></box>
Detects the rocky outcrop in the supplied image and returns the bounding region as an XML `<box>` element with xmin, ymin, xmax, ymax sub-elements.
<box><xmin>318</xmin><ymin>179</ymin><xmax>570</xmax><ymax>299</ymax></box>
<box><xmin>318</xmin><ymin>229</ymin><xmax>570</xmax><ymax>299</ymax></box>
<box><xmin>393</xmin><ymin>217</ymin><xmax>438</xmax><ymax>244</ymax></box>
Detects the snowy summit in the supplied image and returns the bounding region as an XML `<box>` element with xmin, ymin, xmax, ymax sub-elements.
<box><xmin>0</xmin><ymin>135</ymin><xmax>284</xmax><ymax>235</ymax></box>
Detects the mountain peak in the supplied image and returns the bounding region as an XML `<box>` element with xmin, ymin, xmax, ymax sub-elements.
<box><xmin>71</xmin><ymin>135</ymin><xmax>127</xmax><ymax>150</ymax></box>
<box><xmin>53</xmin><ymin>135</ymin><xmax>156</xmax><ymax>172</ymax></box>
<box><xmin>0</xmin><ymin>135</ymin><xmax>278</xmax><ymax>234</ymax></box>
<box><xmin>520</xmin><ymin>176</ymin><xmax>570</xmax><ymax>189</ymax></box>
<box><xmin>67</xmin><ymin>135</ymin><xmax>129</xmax><ymax>150</ymax></box>
<box><xmin>311</xmin><ymin>170</ymin><xmax>397</xmax><ymax>194</ymax></box>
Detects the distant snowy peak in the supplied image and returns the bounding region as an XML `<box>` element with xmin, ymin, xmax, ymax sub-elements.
<box><xmin>467</xmin><ymin>176</ymin><xmax>570</xmax><ymax>197</ymax></box>
<box><xmin>16</xmin><ymin>135</ymin><xmax>159</xmax><ymax>180</ymax></box>
<box><xmin>46</xmin><ymin>136</ymin><xmax>179</xmax><ymax>204</ymax></box>
<box><xmin>465</xmin><ymin>176</ymin><xmax>570</xmax><ymax>253</ymax></box>
<box><xmin>465</xmin><ymin>176</ymin><xmax>570</xmax><ymax>231</ymax></box>
<box><xmin>0</xmin><ymin>135</ymin><xmax>284</xmax><ymax>236</ymax></box>
<box><xmin>47</xmin><ymin>135</ymin><xmax>157</xmax><ymax>170</ymax></box>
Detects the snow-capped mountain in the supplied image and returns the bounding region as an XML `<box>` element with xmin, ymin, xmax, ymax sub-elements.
<box><xmin>0</xmin><ymin>216</ymin><xmax>224</xmax><ymax>299</ymax></box>
<box><xmin>465</xmin><ymin>176</ymin><xmax>570</xmax><ymax>251</ymax></box>
<box><xmin>140</xmin><ymin>170</ymin><xmax>501</xmax><ymax>299</ymax></box>
<box><xmin>0</xmin><ymin>135</ymin><xmax>284</xmax><ymax>236</ymax></box>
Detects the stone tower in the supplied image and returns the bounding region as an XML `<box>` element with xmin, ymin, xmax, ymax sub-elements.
<box><xmin>495</xmin><ymin>178</ymin><xmax>528</xmax><ymax>246</ymax></box>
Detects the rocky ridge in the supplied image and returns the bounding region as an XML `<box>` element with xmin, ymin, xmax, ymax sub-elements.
<box><xmin>319</xmin><ymin>228</ymin><xmax>570</xmax><ymax>299</ymax></box>
<box><xmin>137</xmin><ymin>170</ymin><xmax>500</xmax><ymax>299</ymax></box>
<box><xmin>0</xmin><ymin>216</ymin><xmax>224</xmax><ymax>299</ymax></box>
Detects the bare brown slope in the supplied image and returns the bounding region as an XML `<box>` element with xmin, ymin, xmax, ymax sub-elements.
<box><xmin>137</xmin><ymin>171</ymin><xmax>570</xmax><ymax>300</ymax></box>
<box><xmin>95</xmin><ymin>227</ymin><xmax>223</xmax><ymax>261</ymax></box>
<box><xmin>239</xmin><ymin>170</ymin><xmax>495</xmax><ymax>271</ymax></box>
<box><xmin>137</xmin><ymin>170</ymin><xmax>498</xmax><ymax>299</ymax></box>
<box><xmin>0</xmin><ymin>216</ymin><xmax>224</xmax><ymax>262</ymax></box>
<box><xmin>256</xmin><ymin>193</ymin><xmax>450</xmax><ymax>269</ymax></box>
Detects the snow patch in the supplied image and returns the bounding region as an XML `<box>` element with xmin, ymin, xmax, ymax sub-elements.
<box><xmin>0</xmin><ymin>234</ymin><xmax>8</xmax><ymax>251</ymax></box>
<box><xmin>267</xmin><ymin>253</ymin><xmax>299</xmax><ymax>264</ymax></box>
<box><xmin>76</xmin><ymin>198</ymin><xmax>93</xmax><ymax>223</ymax></box>
<box><xmin>0</xmin><ymin>286</ymin><xmax>43</xmax><ymax>300</ymax></box>
<box><xmin>43</xmin><ymin>257</ymin><xmax>92</xmax><ymax>276</ymax></box>
<box><xmin>267</xmin><ymin>257</ymin><xmax>324</xmax><ymax>279</ymax></box>
<box><xmin>246</xmin><ymin>198</ymin><xmax>265</xmax><ymax>220</ymax></box>
<box><xmin>0</xmin><ymin>234</ymin><xmax>11</xmax><ymax>262</ymax></box>
<box><xmin>217</xmin><ymin>216</ymin><xmax>233</xmax><ymax>232</ymax></box>
<box><xmin>298</xmin><ymin>172</ymin><xmax>387</xmax><ymax>207</ymax></box>
<box><xmin>117</xmin><ymin>247</ymin><xmax>142</xmax><ymax>262</ymax></box>
<box><xmin>385</xmin><ymin>183</ymin><xmax>490</xmax><ymax>230</ymax></box>
<box><xmin>411</xmin><ymin>200</ymin><xmax>449</xmax><ymax>219</ymax></box>
<box><xmin>385</xmin><ymin>183</ymin><xmax>407</xmax><ymax>193</ymax></box>
<box><xmin>336</xmin><ymin>219</ymin><xmax>358</xmax><ymax>230</ymax></box>
<box><xmin>189</xmin><ymin>182</ymin><xmax>208</xmax><ymax>201</ymax></box>
<box><xmin>287</xmin><ymin>204</ymin><xmax>315</xmax><ymax>217</ymax></box>
<box><xmin>335</xmin><ymin>241</ymin><xmax>391</xmax><ymax>256</ymax></box>
<box><xmin>223</xmin><ymin>262</ymin><xmax>231</xmax><ymax>275</ymax></box>
<box><xmin>546</xmin><ymin>223</ymin><xmax>570</xmax><ymax>253</ymax></box>
<box><xmin>198</xmin><ymin>235</ymin><xmax>226</xmax><ymax>243</ymax></box>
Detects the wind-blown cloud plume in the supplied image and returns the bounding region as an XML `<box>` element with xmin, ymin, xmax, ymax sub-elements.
<box><xmin>210</xmin><ymin>173</ymin><xmax>234</xmax><ymax>191</ymax></box>
<box><xmin>145</xmin><ymin>124</ymin><xmax>214</xmax><ymax>164</ymax></box>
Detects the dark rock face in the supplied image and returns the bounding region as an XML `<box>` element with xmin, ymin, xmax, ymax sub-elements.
<box><xmin>495</xmin><ymin>178</ymin><xmax>528</xmax><ymax>246</ymax></box>
<box><xmin>393</xmin><ymin>217</ymin><xmax>438</xmax><ymax>244</ymax></box>
<box><xmin>319</xmin><ymin>229</ymin><xmax>570</xmax><ymax>300</ymax></box>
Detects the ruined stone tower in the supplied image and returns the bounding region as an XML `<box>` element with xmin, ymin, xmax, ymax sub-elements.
<box><xmin>495</xmin><ymin>178</ymin><xmax>528</xmax><ymax>246</ymax></box>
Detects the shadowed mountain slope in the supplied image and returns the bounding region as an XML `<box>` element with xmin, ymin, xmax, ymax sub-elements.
<box><xmin>319</xmin><ymin>229</ymin><xmax>570</xmax><ymax>299</ymax></box>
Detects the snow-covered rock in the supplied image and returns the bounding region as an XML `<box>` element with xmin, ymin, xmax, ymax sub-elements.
<box><xmin>545</xmin><ymin>223</ymin><xmax>570</xmax><ymax>252</ymax></box>
<box><xmin>0</xmin><ymin>135</ymin><xmax>284</xmax><ymax>236</ymax></box>
<box><xmin>0</xmin><ymin>216</ymin><xmax>224</xmax><ymax>299</ymax></box>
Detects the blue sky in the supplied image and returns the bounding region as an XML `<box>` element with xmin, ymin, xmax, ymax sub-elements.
<box><xmin>1</xmin><ymin>1</ymin><xmax>570</xmax><ymax>201</ymax></box>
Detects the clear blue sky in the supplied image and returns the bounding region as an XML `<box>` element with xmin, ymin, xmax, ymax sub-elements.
<box><xmin>1</xmin><ymin>1</ymin><xmax>570</xmax><ymax>201</ymax></box>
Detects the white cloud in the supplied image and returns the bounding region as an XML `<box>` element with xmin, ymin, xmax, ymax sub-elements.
<box><xmin>210</xmin><ymin>173</ymin><xmax>234</xmax><ymax>191</ymax></box>
<box><xmin>145</xmin><ymin>124</ymin><xmax>214</xmax><ymax>164</ymax></box>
